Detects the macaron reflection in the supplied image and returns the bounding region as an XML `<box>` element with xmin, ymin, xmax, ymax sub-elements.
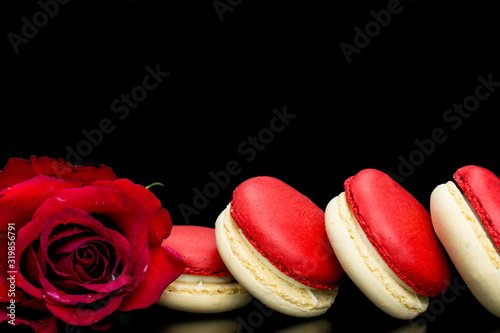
<box><xmin>271</xmin><ymin>320</ymin><xmax>332</xmax><ymax>333</ymax></box>
<box><xmin>387</xmin><ymin>324</ymin><xmax>427</xmax><ymax>333</ymax></box>
<box><xmin>155</xmin><ymin>319</ymin><xmax>238</xmax><ymax>333</ymax></box>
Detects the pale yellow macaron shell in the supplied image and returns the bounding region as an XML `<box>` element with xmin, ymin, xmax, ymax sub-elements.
<box><xmin>157</xmin><ymin>274</ymin><xmax>253</xmax><ymax>313</ymax></box>
<box><xmin>430</xmin><ymin>181</ymin><xmax>500</xmax><ymax>317</ymax></box>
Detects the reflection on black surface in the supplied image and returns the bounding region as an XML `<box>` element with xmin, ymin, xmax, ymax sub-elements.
<box><xmin>110</xmin><ymin>294</ymin><xmax>500</xmax><ymax>333</ymax></box>
<box><xmin>155</xmin><ymin>319</ymin><xmax>239</xmax><ymax>333</ymax></box>
<box><xmin>387</xmin><ymin>324</ymin><xmax>427</xmax><ymax>333</ymax></box>
<box><xmin>271</xmin><ymin>320</ymin><xmax>331</xmax><ymax>333</ymax></box>
<box><xmin>147</xmin><ymin>316</ymin><xmax>431</xmax><ymax>333</ymax></box>
<box><xmin>153</xmin><ymin>318</ymin><xmax>335</xmax><ymax>333</ymax></box>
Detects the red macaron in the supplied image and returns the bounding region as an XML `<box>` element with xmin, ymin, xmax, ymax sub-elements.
<box><xmin>344</xmin><ymin>169</ymin><xmax>451</xmax><ymax>297</ymax></box>
<box><xmin>454</xmin><ymin>165</ymin><xmax>500</xmax><ymax>251</ymax></box>
<box><xmin>164</xmin><ymin>225</ymin><xmax>231</xmax><ymax>277</ymax></box>
<box><xmin>158</xmin><ymin>226</ymin><xmax>253</xmax><ymax>313</ymax></box>
<box><xmin>230</xmin><ymin>176</ymin><xmax>343</xmax><ymax>290</ymax></box>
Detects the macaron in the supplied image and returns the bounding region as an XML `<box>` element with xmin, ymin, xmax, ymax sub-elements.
<box><xmin>325</xmin><ymin>169</ymin><xmax>451</xmax><ymax>319</ymax></box>
<box><xmin>430</xmin><ymin>165</ymin><xmax>500</xmax><ymax>317</ymax></box>
<box><xmin>157</xmin><ymin>225</ymin><xmax>253</xmax><ymax>313</ymax></box>
<box><xmin>215</xmin><ymin>176</ymin><xmax>344</xmax><ymax>317</ymax></box>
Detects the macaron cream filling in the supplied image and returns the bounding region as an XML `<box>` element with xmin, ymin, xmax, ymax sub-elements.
<box><xmin>236</xmin><ymin>222</ymin><xmax>323</xmax><ymax>293</ymax></box>
<box><xmin>175</xmin><ymin>274</ymin><xmax>236</xmax><ymax>284</ymax></box>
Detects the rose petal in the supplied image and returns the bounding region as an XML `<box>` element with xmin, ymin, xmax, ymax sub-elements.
<box><xmin>1</xmin><ymin>311</ymin><xmax>58</xmax><ymax>333</ymax></box>
<box><xmin>45</xmin><ymin>293</ymin><xmax>124</xmax><ymax>327</ymax></box>
<box><xmin>37</xmin><ymin>270</ymin><xmax>110</xmax><ymax>306</ymax></box>
<box><xmin>23</xmin><ymin>243</ymin><xmax>44</xmax><ymax>289</ymax></box>
<box><xmin>30</xmin><ymin>156</ymin><xmax>117</xmax><ymax>185</ymax></box>
<box><xmin>38</xmin><ymin>209</ymin><xmax>115</xmax><ymax>281</ymax></box>
<box><xmin>0</xmin><ymin>175</ymin><xmax>81</xmax><ymax>232</ymax></box>
<box><xmin>70</xmin><ymin>164</ymin><xmax>118</xmax><ymax>185</ymax></box>
<box><xmin>34</xmin><ymin>208</ymin><xmax>135</xmax><ymax>295</ymax></box>
<box><xmin>30</xmin><ymin>156</ymin><xmax>74</xmax><ymax>180</ymax></box>
<box><xmin>52</xmin><ymin>252</ymin><xmax>78</xmax><ymax>279</ymax></box>
<box><xmin>18</xmin><ymin>297</ymin><xmax>50</xmax><ymax>312</ymax></box>
<box><xmin>92</xmin><ymin>179</ymin><xmax>172</xmax><ymax>244</ymax></box>
<box><xmin>50</xmin><ymin>228</ymin><xmax>134</xmax><ymax>295</ymax></box>
<box><xmin>15</xmin><ymin>216</ymin><xmax>51</xmax><ymax>300</ymax></box>
<box><xmin>33</xmin><ymin>186</ymin><xmax>148</xmax><ymax>264</ymax></box>
<box><xmin>48</xmin><ymin>226</ymin><xmax>88</xmax><ymax>244</ymax></box>
<box><xmin>118</xmin><ymin>244</ymin><xmax>184</xmax><ymax>311</ymax></box>
<box><xmin>0</xmin><ymin>157</ymin><xmax>37</xmax><ymax>189</ymax></box>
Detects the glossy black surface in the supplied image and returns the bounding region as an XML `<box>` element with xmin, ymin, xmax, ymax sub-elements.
<box><xmin>3</xmin><ymin>0</ymin><xmax>500</xmax><ymax>331</ymax></box>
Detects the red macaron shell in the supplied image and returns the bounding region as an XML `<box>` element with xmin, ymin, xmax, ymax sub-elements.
<box><xmin>345</xmin><ymin>169</ymin><xmax>451</xmax><ymax>297</ymax></box>
<box><xmin>454</xmin><ymin>165</ymin><xmax>500</xmax><ymax>251</ymax></box>
<box><xmin>230</xmin><ymin>176</ymin><xmax>344</xmax><ymax>290</ymax></box>
<box><xmin>163</xmin><ymin>226</ymin><xmax>232</xmax><ymax>277</ymax></box>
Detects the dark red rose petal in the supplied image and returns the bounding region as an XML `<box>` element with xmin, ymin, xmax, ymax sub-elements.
<box><xmin>23</xmin><ymin>244</ymin><xmax>44</xmax><ymax>289</ymax></box>
<box><xmin>0</xmin><ymin>175</ymin><xmax>81</xmax><ymax>232</ymax></box>
<box><xmin>118</xmin><ymin>244</ymin><xmax>184</xmax><ymax>311</ymax></box>
<box><xmin>0</xmin><ymin>157</ymin><xmax>37</xmax><ymax>189</ymax></box>
<box><xmin>92</xmin><ymin>180</ymin><xmax>172</xmax><ymax>244</ymax></box>
<box><xmin>15</xmin><ymin>213</ymin><xmax>132</xmax><ymax>306</ymax></box>
<box><xmin>53</xmin><ymin>226</ymin><xmax>134</xmax><ymax>295</ymax></box>
<box><xmin>1</xmin><ymin>311</ymin><xmax>58</xmax><ymax>333</ymax></box>
<box><xmin>33</xmin><ymin>209</ymin><xmax>133</xmax><ymax>304</ymax></box>
<box><xmin>15</xmin><ymin>216</ymin><xmax>51</xmax><ymax>300</ymax></box>
<box><xmin>45</xmin><ymin>294</ymin><xmax>124</xmax><ymax>327</ymax></box>
<box><xmin>33</xmin><ymin>186</ymin><xmax>148</xmax><ymax>264</ymax></box>
<box><xmin>38</xmin><ymin>209</ymin><xmax>120</xmax><ymax>281</ymax></box>
<box><xmin>30</xmin><ymin>156</ymin><xmax>117</xmax><ymax>185</ymax></box>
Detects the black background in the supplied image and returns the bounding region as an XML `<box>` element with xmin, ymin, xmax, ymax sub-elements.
<box><xmin>2</xmin><ymin>0</ymin><xmax>500</xmax><ymax>332</ymax></box>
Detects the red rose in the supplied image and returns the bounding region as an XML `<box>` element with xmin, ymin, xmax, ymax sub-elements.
<box><xmin>0</xmin><ymin>157</ymin><xmax>185</xmax><ymax>332</ymax></box>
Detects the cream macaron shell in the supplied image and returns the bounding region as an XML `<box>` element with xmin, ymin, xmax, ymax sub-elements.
<box><xmin>325</xmin><ymin>193</ymin><xmax>428</xmax><ymax>319</ymax></box>
<box><xmin>158</xmin><ymin>273</ymin><xmax>252</xmax><ymax>313</ymax></box>
<box><xmin>431</xmin><ymin>181</ymin><xmax>500</xmax><ymax>317</ymax></box>
<box><xmin>215</xmin><ymin>204</ymin><xmax>338</xmax><ymax>317</ymax></box>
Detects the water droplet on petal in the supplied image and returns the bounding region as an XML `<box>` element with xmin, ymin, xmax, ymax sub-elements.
<box><xmin>143</xmin><ymin>265</ymin><xmax>149</xmax><ymax>274</ymax></box>
<box><xmin>56</xmin><ymin>197</ymin><xmax>67</xmax><ymax>202</ymax></box>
